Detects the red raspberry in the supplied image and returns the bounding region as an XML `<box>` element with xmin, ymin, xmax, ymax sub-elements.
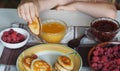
<box><xmin>101</xmin><ymin>56</ymin><xmax>108</xmax><ymax>62</ymax></box>
<box><xmin>31</xmin><ymin>54</ymin><xmax>38</xmax><ymax>59</ymax></box>
<box><xmin>9</xmin><ymin>29</ymin><xmax>14</xmax><ymax>34</ymax></box>
<box><xmin>16</xmin><ymin>37</ymin><xmax>20</xmax><ymax>42</ymax></box>
<box><xmin>2</xmin><ymin>36</ymin><xmax>7</xmax><ymax>42</ymax></box>
<box><xmin>6</xmin><ymin>36</ymin><xmax>12</xmax><ymax>43</ymax></box>
<box><xmin>92</xmin><ymin>56</ymin><xmax>99</xmax><ymax>62</ymax></box>
<box><xmin>91</xmin><ymin>63</ymin><xmax>98</xmax><ymax>68</ymax></box>
<box><xmin>113</xmin><ymin>46</ymin><xmax>119</xmax><ymax>52</ymax></box>
<box><xmin>104</xmin><ymin>63</ymin><xmax>110</xmax><ymax>68</ymax></box>
<box><xmin>11</xmin><ymin>32</ymin><xmax>17</xmax><ymax>37</ymax></box>
<box><xmin>93</xmin><ymin>50</ymin><xmax>99</xmax><ymax>56</ymax></box>
<box><xmin>97</xmin><ymin>63</ymin><xmax>103</xmax><ymax>69</ymax></box>
<box><xmin>17</xmin><ymin>33</ymin><xmax>25</xmax><ymax>39</ymax></box>
<box><xmin>116</xmin><ymin>59</ymin><xmax>120</xmax><ymax>65</ymax></box>
<box><xmin>102</xmin><ymin>68</ymin><xmax>107</xmax><ymax>71</ymax></box>
<box><xmin>112</xmin><ymin>69</ymin><xmax>119</xmax><ymax>71</ymax></box>
<box><xmin>3</xmin><ymin>31</ymin><xmax>9</xmax><ymax>36</ymax></box>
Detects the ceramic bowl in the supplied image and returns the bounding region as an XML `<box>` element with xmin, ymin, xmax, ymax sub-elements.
<box><xmin>0</xmin><ymin>27</ymin><xmax>30</xmax><ymax>49</ymax></box>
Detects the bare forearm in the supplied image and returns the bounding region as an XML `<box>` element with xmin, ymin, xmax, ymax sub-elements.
<box><xmin>38</xmin><ymin>0</ymin><xmax>57</xmax><ymax>12</ymax></box>
<box><xmin>73</xmin><ymin>2</ymin><xmax>117</xmax><ymax>18</ymax></box>
<box><xmin>38</xmin><ymin>0</ymin><xmax>74</xmax><ymax>12</ymax></box>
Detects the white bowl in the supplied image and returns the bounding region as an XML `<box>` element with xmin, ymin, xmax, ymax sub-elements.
<box><xmin>0</xmin><ymin>28</ymin><xmax>30</xmax><ymax>49</ymax></box>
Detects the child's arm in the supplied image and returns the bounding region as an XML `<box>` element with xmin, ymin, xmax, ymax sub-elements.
<box><xmin>56</xmin><ymin>1</ymin><xmax>117</xmax><ymax>19</ymax></box>
<box><xmin>17</xmin><ymin>0</ymin><xmax>73</xmax><ymax>23</ymax></box>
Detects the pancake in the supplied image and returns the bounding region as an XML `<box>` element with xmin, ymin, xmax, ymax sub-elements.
<box><xmin>55</xmin><ymin>62</ymin><xmax>71</xmax><ymax>71</ymax></box>
<box><xmin>57</xmin><ymin>56</ymin><xmax>74</xmax><ymax>70</ymax></box>
<box><xmin>31</xmin><ymin>59</ymin><xmax>52</xmax><ymax>71</ymax></box>
<box><xmin>22</xmin><ymin>56</ymin><xmax>35</xmax><ymax>71</ymax></box>
<box><xmin>22</xmin><ymin>54</ymin><xmax>38</xmax><ymax>71</ymax></box>
<box><xmin>54</xmin><ymin>65</ymin><xmax>61</xmax><ymax>71</ymax></box>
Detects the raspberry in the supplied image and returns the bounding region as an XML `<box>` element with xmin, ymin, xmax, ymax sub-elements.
<box><xmin>91</xmin><ymin>63</ymin><xmax>97</xmax><ymax>68</ymax></box>
<box><xmin>102</xmin><ymin>68</ymin><xmax>107</xmax><ymax>71</ymax></box>
<box><xmin>31</xmin><ymin>54</ymin><xmax>38</xmax><ymax>59</ymax></box>
<box><xmin>113</xmin><ymin>46</ymin><xmax>119</xmax><ymax>52</ymax></box>
<box><xmin>104</xmin><ymin>63</ymin><xmax>110</xmax><ymax>68</ymax></box>
<box><xmin>101</xmin><ymin>56</ymin><xmax>108</xmax><ymax>62</ymax></box>
<box><xmin>92</xmin><ymin>56</ymin><xmax>99</xmax><ymax>62</ymax></box>
<box><xmin>2</xmin><ymin>36</ymin><xmax>7</xmax><ymax>42</ymax></box>
<box><xmin>7</xmin><ymin>36</ymin><xmax>12</xmax><ymax>43</ymax></box>
<box><xmin>116</xmin><ymin>59</ymin><xmax>120</xmax><ymax>65</ymax></box>
<box><xmin>97</xmin><ymin>63</ymin><xmax>103</xmax><ymax>69</ymax></box>
<box><xmin>3</xmin><ymin>31</ymin><xmax>9</xmax><ymax>36</ymax></box>
<box><xmin>112</xmin><ymin>69</ymin><xmax>119</xmax><ymax>71</ymax></box>
<box><xmin>9</xmin><ymin>29</ymin><xmax>14</xmax><ymax>34</ymax></box>
<box><xmin>93</xmin><ymin>50</ymin><xmax>99</xmax><ymax>56</ymax></box>
<box><xmin>17</xmin><ymin>33</ymin><xmax>25</xmax><ymax>41</ymax></box>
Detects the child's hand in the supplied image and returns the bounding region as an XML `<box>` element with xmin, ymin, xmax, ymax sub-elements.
<box><xmin>17</xmin><ymin>0</ymin><xmax>74</xmax><ymax>23</ymax></box>
<box><xmin>17</xmin><ymin>0</ymin><xmax>39</xmax><ymax>23</ymax></box>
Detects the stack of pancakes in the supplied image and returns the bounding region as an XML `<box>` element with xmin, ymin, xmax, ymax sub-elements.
<box><xmin>54</xmin><ymin>56</ymin><xmax>74</xmax><ymax>71</ymax></box>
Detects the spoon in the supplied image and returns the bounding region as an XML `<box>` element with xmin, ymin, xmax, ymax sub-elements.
<box><xmin>67</xmin><ymin>35</ymin><xmax>85</xmax><ymax>48</ymax></box>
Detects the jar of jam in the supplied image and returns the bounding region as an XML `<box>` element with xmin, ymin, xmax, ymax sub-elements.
<box><xmin>90</xmin><ymin>17</ymin><xmax>120</xmax><ymax>42</ymax></box>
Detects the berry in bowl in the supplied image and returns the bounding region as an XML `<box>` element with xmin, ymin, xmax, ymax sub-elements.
<box><xmin>88</xmin><ymin>42</ymin><xmax>120</xmax><ymax>71</ymax></box>
<box><xmin>0</xmin><ymin>28</ymin><xmax>30</xmax><ymax>49</ymax></box>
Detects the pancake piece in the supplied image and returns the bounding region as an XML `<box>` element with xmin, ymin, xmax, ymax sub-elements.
<box><xmin>57</xmin><ymin>56</ymin><xmax>74</xmax><ymax>70</ymax></box>
<box><xmin>28</xmin><ymin>17</ymin><xmax>40</xmax><ymax>35</ymax></box>
<box><xmin>22</xmin><ymin>56</ymin><xmax>35</xmax><ymax>71</ymax></box>
<box><xmin>31</xmin><ymin>59</ymin><xmax>52</xmax><ymax>71</ymax></box>
<box><xmin>22</xmin><ymin>54</ymin><xmax>38</xmax><ymax>71</ymax></box>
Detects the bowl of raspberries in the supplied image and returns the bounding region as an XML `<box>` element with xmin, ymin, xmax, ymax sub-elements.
<box><xmin>88</xmin><ymin>42</ymin><xmax>120</xmax><ymax>71</ymax></box>
<box><xmin>0</xmin><ymin>28</ymin><xmax>30</xmax><ymax>49</ymax></box>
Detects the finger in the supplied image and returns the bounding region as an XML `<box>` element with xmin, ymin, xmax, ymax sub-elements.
<box><xmin>18</xmin><ymin>6</ymin><xmax>26</xmax><ymax>20</ymax></box>
<box><xmin>29</xmin><ymin>3</ymin><xmax>36</xmax><ymax>22</ymax></box>
<box><xmin>17</xmin><ymin>7</ymin><xmax>22</xmax><ymax>18</ymax></box>
<box><xmin>20</xmin><ymin>6</ymin><xmax>27</xmax><ymax>21</ymax></box>
<box><xmin>34</xmin><ymin>0</ymin><xmax>39</xmax><ymax>17</ymax></box>
<box><xmin>35</xmin><ymin>5</ymin><xmax>39</xmax><ymax>17</ymax></box>
<box><xmin>17</xmin><ymin>4</ymin><xmax>24</xmax><ymax>18</ymax></box>
<box><xmin>24</xmin><ymin>3</ymin><xmax>32</xmax><ymax>23</ymax></box>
